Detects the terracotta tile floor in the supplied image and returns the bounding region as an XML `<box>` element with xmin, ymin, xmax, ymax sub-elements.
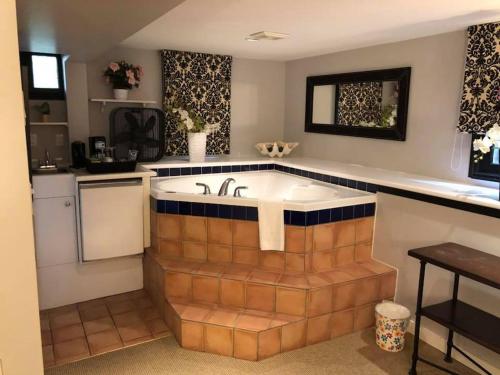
<box><xmin>40</xmin><ymin>289</ymin><xmax>171</xmax><ymax>368</ymax></box>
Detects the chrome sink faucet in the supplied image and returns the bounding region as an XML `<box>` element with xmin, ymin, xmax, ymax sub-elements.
<box><xmin>218</xmin><ymin>178</ymin><xmax>235</xmax><ymax>196</ymax></box>
<box><xmin>44</xmin><ymin>149</ymin><xmax>51</xmax><ymax>166</ymax></box>
<box><xmin>41</xmin><ymin>149</ymin><xmax>56</xmax><ymax>168</ymax></box>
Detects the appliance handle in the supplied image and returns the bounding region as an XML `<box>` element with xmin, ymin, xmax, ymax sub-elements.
<box><xmin>78</xmin><ymin>179</ymin><xmax>142</xmax><ymax>189</ymax></box>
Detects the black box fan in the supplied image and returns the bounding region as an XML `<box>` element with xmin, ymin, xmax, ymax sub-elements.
<box><xmin>110</xmin><ymin>107</ymin><xmax>166</xmax><ymax>162</ymax></box>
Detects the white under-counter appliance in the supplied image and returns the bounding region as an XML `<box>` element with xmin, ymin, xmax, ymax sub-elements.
<box><xmin>77</xmin><ymin>179</ymin><xmax>144</xmax><ymax>261</ymax></box>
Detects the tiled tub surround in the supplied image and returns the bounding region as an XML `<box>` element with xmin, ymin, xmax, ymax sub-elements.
<box><xmin>144</xmin><ymin>204</ymin><xmax>397</xmax><ymax>360</ymax></box>
<box><xmin>149</xmin><ymin>212</ymin><xmax>378</xmax><ymax>271</ymax></box>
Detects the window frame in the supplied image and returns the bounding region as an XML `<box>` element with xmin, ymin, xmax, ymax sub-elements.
<box><xmin>21</xmin><ymin>52</ymin><xmax>66</xmax><ymax>100</ymax></box>
<box><xmin>469</xmin><ymin>134</ymin><xmax>500</xmax><ymax>182</ymax></box>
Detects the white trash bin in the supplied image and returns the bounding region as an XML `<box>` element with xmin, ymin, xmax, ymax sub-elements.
<box><xmin>375</xmin><ymin>301</ymin><xmax>411</xmax><ymax>352</ymax></box>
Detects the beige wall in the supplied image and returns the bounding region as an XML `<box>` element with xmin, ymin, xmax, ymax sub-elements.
<box><xmin>84</xmin><ymin>47</ymin><xmax>285</xmax><ymax>155</ymax></box>
<box><xmin>284</xmin><ymin>31</ymin><xmax>476</xmax><ymax>184</ymax></box>
<box><xmin>231</xmin><ymin>58</ymin><xmax>285</xmax><ymax>155</ymax></box>
<box><xmin>374</xmin><ymin>194</ymin><xmax>500</xmax><ymax>372</ymax></box>
<box><xmin>0</xmin><ymin>0</ymin><xmax>44</xmax><ymax>374</ymax></box>
<box><xmin>86</xmin><ymin>47</ymin><xmax>162</xmax><ymax>141</ymax></box>
<box><xmin>284</xmin><ymin>31</ymin><xmax>500</xmax><ymax>372</ymax></box>
<box><xmin>66</xmin><ymin>61</ymin><xmax>91</xmax><ymax>149</ymax></box>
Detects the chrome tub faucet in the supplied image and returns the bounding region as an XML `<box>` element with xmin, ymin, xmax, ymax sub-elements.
<box><xmin>233</xmin><ymin>186</ymin><xmax>248</xmax><ymax>197</ymax></box>
<box><xmin>218</xmin><ymin>178</ymin><xmax>235</xmax><ymax>196</ymax></box>
<box><xmin>196</xmin><ymin>183</ymin><xmax>211</xmax><ymax>195</ymax></box>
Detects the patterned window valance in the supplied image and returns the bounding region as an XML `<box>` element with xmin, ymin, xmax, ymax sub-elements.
<box><xmin>458</xmin><ymin>22</ymin><xmax>499</xmax><ymax>134</ymax></box>
<box><xmin>161</xmin><ymin>50</ymin><xmax>232</xmax><ymax>156</ymax></box>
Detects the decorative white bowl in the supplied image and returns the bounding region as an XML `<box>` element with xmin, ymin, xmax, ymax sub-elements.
<box><xmin>255</xmin><ymin>141</ymin><xmax>299</xmax><ymax>158</ymax></box>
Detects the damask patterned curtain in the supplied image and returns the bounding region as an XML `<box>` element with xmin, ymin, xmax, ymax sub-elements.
<box><xmin>458</xmin><ymin>22</ymin><xmax>499</xmax><ymax>134</ymax></box>
<box><xmin>337</xmin><ymin>82</ymin><xmax>383</xmax><ymax>126</ymax></box>
<box><xmin>161</xmin><ymin>50</ymin><xmax>232</xmax><ymax>155</ymax></box>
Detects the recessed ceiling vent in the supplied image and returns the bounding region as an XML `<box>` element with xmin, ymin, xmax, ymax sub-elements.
<box><xmin>245</xmin><ymin>31</ymin><xmax>289</xmax><ymax>41</ymax></box>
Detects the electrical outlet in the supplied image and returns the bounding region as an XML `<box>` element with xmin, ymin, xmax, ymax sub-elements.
<box><xmin>31</xmin><ymin>134</ymin><xmax>37</xmax><ymax>147</ymax></box>
<box><xmin>55</xmin><ymin>134</ymin><xmax>64</xmax><ymax>146</ymax></box>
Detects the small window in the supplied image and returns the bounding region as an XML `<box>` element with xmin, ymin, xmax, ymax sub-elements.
<box><xmin>23</xmin><ymin>52</ymin><xmax>65</xmax><ymax>100</ymax></box>
<box><xmin>32</xmin><ymin>55</ymin><xmax>60</xmax><ymax>89</ymax></box>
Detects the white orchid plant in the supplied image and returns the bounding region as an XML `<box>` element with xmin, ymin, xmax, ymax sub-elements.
<box><xmin>472</xmin><ymin>124</ymin><xmax>500</xmax><ymax>163</ymax></box>
<box><xmin>166</xmin><ymin>104</ymin><xmax>220</xmax><ymax>134</ymax></box>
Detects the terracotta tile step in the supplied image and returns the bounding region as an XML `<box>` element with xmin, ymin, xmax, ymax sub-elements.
<box><xmin>163</xmin><ymin>298</ymin><xmax>381</xmax><ymax>361</ymax></box>
<box><xmin>144</xmin><ymin>251</ymin><xmax>396</xmax><ymax>318</ymax></box>
<box><xmin>146</xmin><ymin>248</ymin><xmax>396</xmax><ymax>288</ymax></box>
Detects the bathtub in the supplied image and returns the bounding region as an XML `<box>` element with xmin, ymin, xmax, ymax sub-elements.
<box><xmin>150</xmin><ymin>171</ymin><xmax>375</xmax><ymax>211</ymax></box>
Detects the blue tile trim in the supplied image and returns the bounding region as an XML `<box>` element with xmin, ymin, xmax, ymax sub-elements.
<box><xmin>151</xmin><ymin>198</ymin><xmax>375</xmax><ymax>225</ymax></box>
<box><xmin>247</xmin><ymin>207</ymin><xmax>258</xmax><ymax>221</ymax></box>
<box><xmin>169</xmin><ymin>168</ymin><xmax>180</xmax><ymax>176</ymax></box>
<box><xmin>191</xmin><ymin>202</ymin><xmax>205</xmax><ymax>216</ymax></box>
<box><xmin>179</xmin><ymin>201</ymin><xmax>191</xmax><ymax>215</ymax></box>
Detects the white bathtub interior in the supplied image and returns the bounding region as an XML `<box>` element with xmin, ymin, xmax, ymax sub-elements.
<box><xmin>151</xmin><ymin>171</ymin><xmax>375</xmax><ymax>211</ymax></box>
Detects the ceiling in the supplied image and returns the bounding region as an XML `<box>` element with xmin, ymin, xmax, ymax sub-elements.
<box><xmin>16</xmin><ymin>0</ymin><xmax>500</xmax><ymax>62</ymax></box>
<box><xmin>122</xmin><ymin>0</ymin><xmax>500</xmax><ymax>61</ymax></box>
<box><xmin>16</xmin><ymin>0</ymin><xmax>184</xmax><ymax>61</ymax></box>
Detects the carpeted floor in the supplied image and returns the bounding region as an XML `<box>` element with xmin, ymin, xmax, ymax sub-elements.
<box><xmin>45</xmin><ymin>329</ymin><xmax>477</xmax><ymax>375</ymax></box>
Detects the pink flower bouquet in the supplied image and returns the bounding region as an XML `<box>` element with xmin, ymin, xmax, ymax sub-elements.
<box><xmin>104</xmin><ymin>61</ymin><xmax>143</xmax><ymax>90</ymax></box>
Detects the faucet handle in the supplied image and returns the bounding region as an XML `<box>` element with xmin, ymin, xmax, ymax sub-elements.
<box><xmin>196</xmin><ymin>182</ymin><xmax>211</xmax><ymax>195</ymax></box>
<box><xmin>233</xmin><ymin>186</ymin><xmax>248</xmax><ymax>197</ymax></box>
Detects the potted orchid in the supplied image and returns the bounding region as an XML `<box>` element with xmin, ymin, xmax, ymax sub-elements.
<box><xmin>166</xmin><ymin>105</ymin><xmax>220</xmax><ymax>162</ymax></box>
<box><xmin>104</xmin><ymin>61</ymin><xmax>143</xmax><ymax>100</ymax></box>
<box><xmin>473</xmin><ymin>124</ymin><xmax>500</xmax><ymax>163</ymax></box>
<box><xmin>34</xmin><ymin>102</ymin><xmax>50</xmax><ymax>122</ymax></box>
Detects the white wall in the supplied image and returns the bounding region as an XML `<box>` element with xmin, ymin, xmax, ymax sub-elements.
<box><xmin>285</xmin><ymin>31</ymin><xmax>475</xmax><ymax>184</ymax></box>
<box><xmin>83</xmin><ymin>47</ymin><xmax>285</xmax><ymax>155</ymax></box>
<box><xmin>0</xmin><ymin>0</ymin><xmax>44</xmax><ymax>374</ymax></box>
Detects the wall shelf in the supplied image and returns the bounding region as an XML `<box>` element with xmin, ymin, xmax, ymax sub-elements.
<box><xmin>89</xmin><ymin>98</ymin><xmax>157</xmax><ymax>112</ymax></box>
<box><xmin>30</xmin><ymin>122</ymin><xmax>68</xmax><ymax>126</ymax></box>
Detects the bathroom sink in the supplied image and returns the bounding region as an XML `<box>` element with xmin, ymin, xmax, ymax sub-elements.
<box><xmin>32</xmin><ymin>166</ymin><xmax>70</xmax><ymax>175</ymax></box>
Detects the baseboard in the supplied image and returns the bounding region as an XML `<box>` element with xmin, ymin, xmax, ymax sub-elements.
<box><xmin>407</xmin><ymin>319</ymin><xmax>494</xmax><ymax>374</ymax></box>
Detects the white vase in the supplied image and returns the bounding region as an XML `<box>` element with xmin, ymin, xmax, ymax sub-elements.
<box><xmin>113</xmin><ymin>89</ymin><xmax>129</xmax><ymax>100</ymax></box>
<box><xmin>188</xmin><ymin>132</ymin><xmax>207</xmax><ymax>162</ymax></box>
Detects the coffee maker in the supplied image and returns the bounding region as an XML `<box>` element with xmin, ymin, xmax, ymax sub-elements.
<box><xmin>71</xmin><ymin>141</ymin><xmax>86</xmax><ymax>168</ymax></box>
<box><xmin>88</xmin><ymin>136</ymin><xmax>106</xmax><ymax>157</ymax></box>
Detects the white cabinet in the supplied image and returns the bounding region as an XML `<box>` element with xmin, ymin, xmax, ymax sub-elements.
<box><xmin>33</xmin><ymin>174</ymin><xmax>78</xmax><ymax>269</ymax></box>
<box><xmin>33</xmin><ymin>196</ymin><xmax>78</xmax><ymax>267</ymax></box>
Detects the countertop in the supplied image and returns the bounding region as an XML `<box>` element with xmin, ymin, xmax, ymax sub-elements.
<box><xmin>72</xmin><ymin>165</ymin><xmax>156</xmax><ymax>182</ymax></box>
<box><xmin>142</xmin><ymin>155</ymin><xmax>500</xmax><ymax>211</ymax></box>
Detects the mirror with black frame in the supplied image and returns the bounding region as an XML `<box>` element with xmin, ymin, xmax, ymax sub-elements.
<box><xmin>305</xmin><ymin>67</ymin><xmax>411</xmax><ymax>141</ymax></box>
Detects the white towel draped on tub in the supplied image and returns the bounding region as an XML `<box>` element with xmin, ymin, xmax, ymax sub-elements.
<box><xmin>257</xmin><ymin>199</ymin><xmax>285</xmax><ymax>251</ymax></box>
